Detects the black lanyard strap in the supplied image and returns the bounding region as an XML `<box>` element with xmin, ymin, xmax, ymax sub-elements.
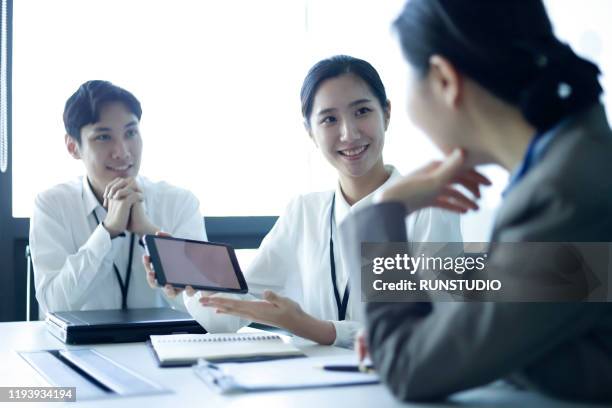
<box><xmin>92</xmin><ymin>210</ymin><xmax>135</xmax><ymax>310</ymax></box>
<box><xmin>329</xmin><ymin>193</ymin><xmax>350</xmax><ymax>321</ymax></box>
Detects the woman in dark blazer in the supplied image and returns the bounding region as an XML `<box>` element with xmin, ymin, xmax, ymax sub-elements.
<box><xmin>352</xmin><ymin>0</ymin><xmax>612</xmax><ymax>403</ymax></box>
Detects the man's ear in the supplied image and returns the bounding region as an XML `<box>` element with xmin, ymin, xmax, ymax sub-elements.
<box><xmin>65</xmin><ymin>134</ymin><xmax>81</xmax><ymax>159</ymax></box>
<box><xmin>428</xmin><ymin>55</ymin><xmax>462</xmax><ymax>108</ymax></box>
<box><xmin>383</xmin><ymin>99</ymin><xmax>391</xmax><ymax>131</ymax></box>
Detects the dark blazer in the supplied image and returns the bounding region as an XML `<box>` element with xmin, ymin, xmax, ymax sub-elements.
<box><xmin>356</xmin><ymin>104</ymin><xmax>612</xmax><ymax>402</ymax></box>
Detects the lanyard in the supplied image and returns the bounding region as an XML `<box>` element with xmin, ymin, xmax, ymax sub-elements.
<box><xmin>92</xmin><ymin>211</ymin><xmax>135</xmax><ymax>310</ymax></box>
<box><xmin>329</xmin><ymin>193</ymin><xmax>349</xmax><ymax>321</ymax></box>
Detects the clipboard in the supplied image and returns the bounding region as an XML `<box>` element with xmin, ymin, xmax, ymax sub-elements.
<box><xmin>193</xmin><ymin>355</ymin><xmax>379</xmax><ymax>394</ymax></box>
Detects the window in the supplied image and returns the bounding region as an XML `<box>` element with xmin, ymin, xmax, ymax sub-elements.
<box><xmin>13</xmin><ymin>0</ymin><xmax>409</xmax><ymax>217</ymax></box>
<box><xmin>11</xmin><ymin>0</ymin><xmax>612</xmax><ymax>241</ymax></box>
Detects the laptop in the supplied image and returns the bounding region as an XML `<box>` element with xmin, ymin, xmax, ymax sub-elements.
<box><xmin>46</xmin><ymin>307</ymin><xmax>206</xmax><ymax>344</ymax></box>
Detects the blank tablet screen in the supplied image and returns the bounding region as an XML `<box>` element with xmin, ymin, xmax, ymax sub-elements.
<box><xmin>154</xmin><ymin>239</ymin><xmax>241</xmax><ymax>289</ymax></box>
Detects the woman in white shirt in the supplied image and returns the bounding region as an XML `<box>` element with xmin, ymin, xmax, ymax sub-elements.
<box><xmin>179</xmin><ymin>56</ymin><xmax>463</xmax><ymax>348</ymax></box>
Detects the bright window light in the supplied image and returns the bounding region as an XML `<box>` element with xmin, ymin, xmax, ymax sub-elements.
<box><xmin>11</xmin><ymin>0</ymin><xmax>611</xmax><ymax>241</ymax></box>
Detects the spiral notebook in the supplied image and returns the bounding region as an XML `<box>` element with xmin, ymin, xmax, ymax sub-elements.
<box><xmin>149</xmin><ymin>333</ymin><xmax>305</xmax><ymax>367</ymax></box>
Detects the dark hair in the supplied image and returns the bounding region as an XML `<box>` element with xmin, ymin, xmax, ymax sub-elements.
<box><xmin>63</xmin><ymin>80</ymin><xmax>142</xmax><ymax>143</ymax></box>
<box><xmin>393</xmin><ymin>0</ymin><xmax>603</xmax><ymax>132</ymax></box>
<box><xmin>300</xmin><ymin>55</ymin><xmax>389</xmax><ymax>128</ymax></box>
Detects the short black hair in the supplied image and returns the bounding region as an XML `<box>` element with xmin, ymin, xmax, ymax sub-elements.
<box><xmin>63</xmin><ymin>80</ymin><xmax>142</xmax><ymax>144</ymax></box>
<box><xmin>393</xmin><ymin>0</ymin><xmax>602</xmax><ymax>132</ymax></box>
<box><xmin>300</xmin><ymin>55</ymin><xmax>389</xmax><ymax>129</ymax></box>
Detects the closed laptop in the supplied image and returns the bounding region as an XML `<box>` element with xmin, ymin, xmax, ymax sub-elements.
<box><xmin>46</xmin><ymin>307</ymin><xmax>206</xmax><ymax>344</ymax></box>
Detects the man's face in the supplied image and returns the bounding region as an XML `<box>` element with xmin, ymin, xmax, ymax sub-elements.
<box><xmin>66</xmin><ymin>102</ymin><xmax>142</xmax><ymax>198</ymax></box>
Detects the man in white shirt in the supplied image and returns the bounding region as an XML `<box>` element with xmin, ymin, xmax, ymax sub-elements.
<box><xmin>29</xmin><ymin>80</ymin><xmax>206</xmax><ymax>315</ymax></box>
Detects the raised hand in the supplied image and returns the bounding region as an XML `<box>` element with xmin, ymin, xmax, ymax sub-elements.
<box><xmin>378</xmin><ymin>149</ymin><xmax>491</xmax><ymax>213</ymax></box>
<box><xmin>102</xmin><ymin>177</ymin><xmax>143</xmax><ymax>237</ymax></box>
<box><xmin>126</xmin><ymin>180</ymin><xmax>159</xmax><ymax>236</ymax></box>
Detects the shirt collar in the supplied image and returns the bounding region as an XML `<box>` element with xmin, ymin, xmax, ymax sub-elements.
<box><xmin>82</xmin><ymin>176</ymin><xmax>103</xmax><ymax>217</ymax></box>
<box><xmin>504</xmin><ymin>117</ymin><xmax>571</xmax><ymax>195</ymax></box>
<box><xmin>334</xmin><ymin>164</ymin><xmax>401</xmax><ymax>224</ymax></box>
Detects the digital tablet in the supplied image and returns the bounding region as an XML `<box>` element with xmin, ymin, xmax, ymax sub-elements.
<box><xmin>144</xmin><ymin>235</ymin><xmax>248</xmax><ymax>293</ymax></box>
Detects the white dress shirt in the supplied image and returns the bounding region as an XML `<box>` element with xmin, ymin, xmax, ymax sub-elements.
<box><xmin>30</xmin><ymin>175</ymin><xmax>207</xmax><ymax>315</ymax></box>
<box><xmin>185</xmin><ymin>165</ymin><xmax>463</xmax><ymax>348</ymax></box>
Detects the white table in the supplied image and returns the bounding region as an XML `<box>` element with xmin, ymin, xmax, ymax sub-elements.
<box><xmin>0</xmin><ymin>322</ymin><xmax>598</xmax><ymax>407</ymax></box>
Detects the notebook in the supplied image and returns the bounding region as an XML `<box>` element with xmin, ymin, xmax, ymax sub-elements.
<box><xmin>194</xmin><ymin>355</ymin><xmax>379</xmax><ymax>394</ymax></box>
<box><xmin>149</xmin><ymin>333</ymin><xmax>305</xmax><ymax>367</ymax></box>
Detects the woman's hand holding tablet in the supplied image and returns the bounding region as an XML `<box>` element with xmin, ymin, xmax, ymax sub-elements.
<box><xmin>142</xmin><ymin>232</ymin><xmax>193</xmax><ymax>299</ymax></box>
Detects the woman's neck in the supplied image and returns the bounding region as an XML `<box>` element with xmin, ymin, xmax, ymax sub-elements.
<box><xmin>483</xmin><ymin>113</ymin><xmax>536</xmax><ymax>171</ymax></box>
<box><xmin>466</xmin><ymin>82</ymin><xmax>537</xmax><ymax>171</ymax></box>
<box><xmin>338</xmin><ymin>161</ymin><xmax>390</xmax><ymax>206</ymax></box>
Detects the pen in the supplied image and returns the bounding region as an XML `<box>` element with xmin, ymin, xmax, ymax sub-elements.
<box><xmin>321</xmin><ymin>364</ymin><xmax>375</xmax><ymax>373</ymax></box>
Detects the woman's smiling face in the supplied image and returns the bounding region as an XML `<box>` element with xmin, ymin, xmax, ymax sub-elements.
<box><xmin>308</xmin><ymin>73</ymin><xmax>389</xmax><ymax>179</ymax></box>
